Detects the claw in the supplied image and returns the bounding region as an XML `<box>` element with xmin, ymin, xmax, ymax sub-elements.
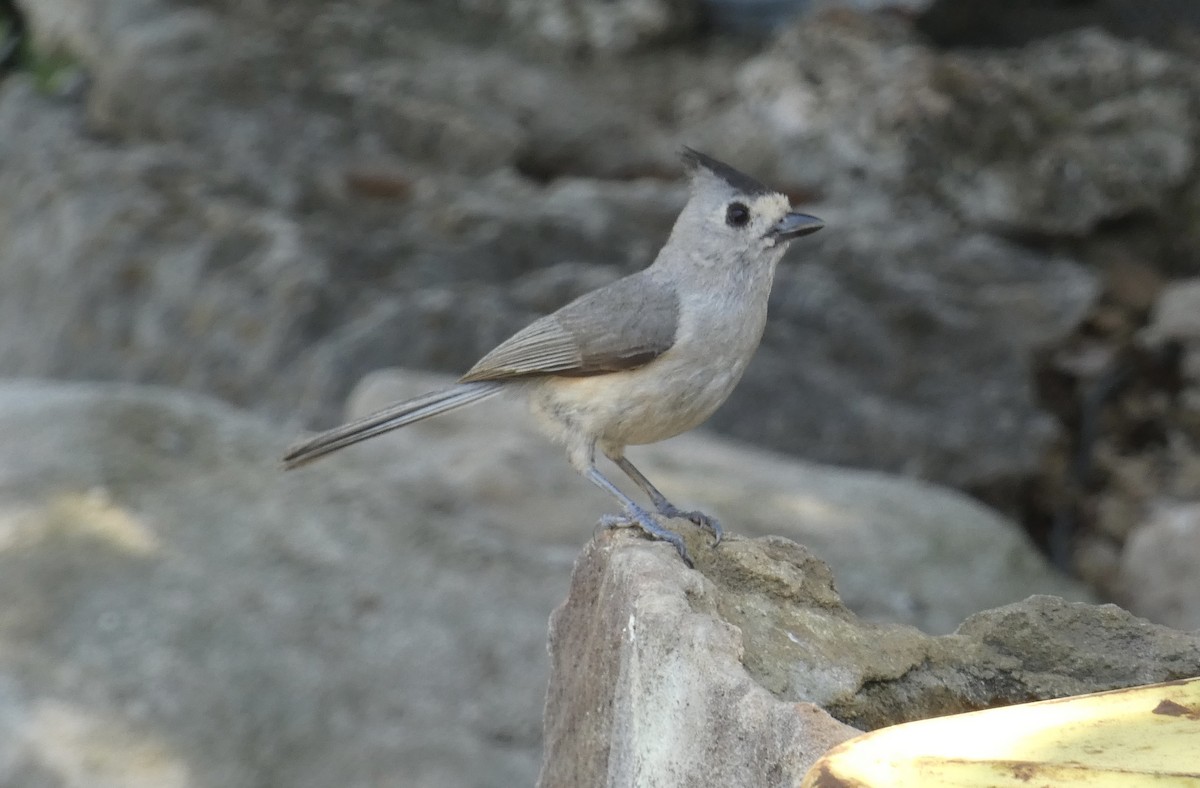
<box><xmin>599</xmin><ymin>505</ymin><xmax>693</xmax><ymax>568</ymax></box>
<box><xmin>659</xmin><ymin>504</ymin><xmax>723</xmax><ymax>547</ymax></box>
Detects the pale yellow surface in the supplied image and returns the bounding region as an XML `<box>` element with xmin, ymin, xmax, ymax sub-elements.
<box><xmin>803</xmin><ymin>677</ymin><xmax>1200</xmax><ymax>786</ymax></box>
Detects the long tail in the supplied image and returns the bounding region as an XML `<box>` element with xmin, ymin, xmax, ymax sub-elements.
<box><xmin>282</xmin><ymin>381</ymin><xmax>505</xmax><ymax>469</ymax></box>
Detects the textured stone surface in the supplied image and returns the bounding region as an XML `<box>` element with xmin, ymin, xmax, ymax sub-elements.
<box><xmin>1142</xmin><ymin>278</ymin><xmax>1200</xmax><ymax>344</ymax></box>
<box><xmin>0</xmin><ymin>381</ymin><xmax>568</xmax><ymax>788</ymax></box>
<box><xmin>539</xmin><ymin>530</ymin><xmax>1200</xmax><ymax>784</ymax></box>
<box><xmin>465</xmin><ymin>0</ymin><xmax>703</xmax><ymax>52</ymax></box>
<box><xmin>701</xmin><ymin>16</ymin><xmax>1200</xmax><ymax>235</ymax></box>
<box><xmin>539</xmin><ymin>537</ymin><xmax>859</xmax><ymax>788</ymax></box>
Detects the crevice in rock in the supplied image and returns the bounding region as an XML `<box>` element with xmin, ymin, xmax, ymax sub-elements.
<box><xmin>970</xmin><ymin>262</ymin><xmax>1194</xmax><ymax>601</ymax></box>
<box><xmin>916</xmin><ymin>0</ymin><xmax>1200</xmax><ymax>55</ymax></box>
<box><xmin>0</xmin><ymin>0</ymin><xmax>24</xmax><ymax>75</ymax></box>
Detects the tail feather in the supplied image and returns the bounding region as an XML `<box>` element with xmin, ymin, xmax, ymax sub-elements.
<box><xmin>282</xmin><ymin>381</ymin><xmax>504</xmax><ymax>469</ymax></box>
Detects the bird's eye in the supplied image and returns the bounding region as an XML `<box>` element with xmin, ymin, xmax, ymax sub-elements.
<box><xmin>725</xmin><ymin>202</ymin><xmax>751</xmax><ymax>227</ymax></box>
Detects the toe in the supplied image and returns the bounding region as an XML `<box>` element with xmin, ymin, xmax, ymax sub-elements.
<box><xmin>685</xmin><ymin>511</ymin><xmax>723</xmax><ymax>545</ymax></box>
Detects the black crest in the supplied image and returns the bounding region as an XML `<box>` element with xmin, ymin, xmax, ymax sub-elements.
<box><xmin>680</xmin><ymin>147</ymin><xmax>773</xmax><ymax>197</ymax></box>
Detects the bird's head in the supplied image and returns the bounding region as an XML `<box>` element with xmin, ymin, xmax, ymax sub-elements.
<box><xmin>675</xmin><ymin>147</ymin><xmax>823</xmax><ymax>262</ymax></box>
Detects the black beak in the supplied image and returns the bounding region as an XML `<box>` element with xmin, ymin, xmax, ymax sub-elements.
<box><xmin>769</xmin><ymin>212</ymin><xmax>824</xmax><ymax>240</ymax></box>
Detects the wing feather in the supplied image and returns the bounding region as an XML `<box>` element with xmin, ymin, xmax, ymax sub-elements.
<box><xmin>461</xmin><ymin>317</ymin><xmax>583</xmax><ymax>380</ymax></box>
<box><xmin>460</xmin><ymin>273</ymin><xmax>678</xmax><ymax>382</ymax></box>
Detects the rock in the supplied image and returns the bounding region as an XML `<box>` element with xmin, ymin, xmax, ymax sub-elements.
<box><xmin>348</xmin><ymin>369</ymin><xmax>1094</xmax><ymax>635</ymax></box>
<box><xmin>884</xmin><ymin>597</ymin><xmax>1200</xmax><ymax>726</ymax></box>
<box><xmin>0</xmin><ymin>381</ymin><xmax>569</xmax><ymax>788</ymax></box>
<box><xmin>465</xmin><ymin>0</ymin><xmax>703</xmax><ymax>52</ymax></box>
<box><xmin>1142</xmin><ymin>278</ymin><xmax>1200</xmax><ymax>344</ymax></box>
<box><xmin>1119</xmin><ymin>502</ymin><xmax>1200</xmax><ymax>631</ymax></box>
<box><xmin>0</xmin><ymin>375</ymin><xmax>1093</xmax><ymax>785</ymax></box>
<box><xmin>540</xmin><ymin>531</ymin><xmax>1200</xmax><ymax>784</ymax></box>
<box><xmin>691</xmin><ymin>13</ymin><xmax>1129</xmax><ymax>486</ymax></box>
<box><xmin>927</xmin><ymin>31</ymin><xmax>1197</xmax><ymax>235</ymax></box>
<box><xmin>17</xmin><ymin>0</ymin><xmax>688</xmax><ymax>179</ymax></box>
<box><xmin>702</xmin><ymin>15</ymin><xmax>1200</xmax><ymax>236</ymax></box>
<box><xmin>1102</xmin><ymin>282</ymin><xmax>1200</xmax><ymax>631</ymax></box>
<box><xmin>539</xmin><ymin>536</ymin><xmax>860</xmax><ymax>787</ymax></box>
<box><xmin>681</xmin><ymin>10</ymin><xmax>1200</xmax><ymax>485</ymax></box>
<box><xmin>0</xmin><ymin>69</ymin><xmax>682</xmax><ymax>424</ymax></box>
<box><xmin>1034</xmin><ymin>268</ymin><xmax>1200</xmax><ymax>603</ymax></box>
<box><xmin>2</xmin><ymin>0</ymin><xmax>692</xmax><ymax>427</ymax></box>
<box><xmin>1</xmin><ymin>13</ymin><xmax>1101</xmax><ymax>492</ymax></box>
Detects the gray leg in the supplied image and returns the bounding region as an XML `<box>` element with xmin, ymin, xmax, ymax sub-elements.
<box><xmin>609</xmin><ymin>455</ymin><xmax>723</xmax><ymax>546</ymax></box>
<box><xmin>584</xmin><ymin>465</ymin><xmax>693</xmax><ymax>568</ymax></box>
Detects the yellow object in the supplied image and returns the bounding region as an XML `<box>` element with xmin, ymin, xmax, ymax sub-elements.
<box><xmin>802</xmin><ymin>677</ymin><xmax>1200</xmax><ymax>786</ymax></box>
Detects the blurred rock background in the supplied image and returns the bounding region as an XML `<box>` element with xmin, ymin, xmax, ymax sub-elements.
<box><xmin>1</xmin><ymin>0</ymin><xmax>1199</xmax><ymax>785</ymax></box>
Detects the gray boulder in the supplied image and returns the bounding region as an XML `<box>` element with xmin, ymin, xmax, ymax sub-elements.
<box><xmin>1119</xmin><ymin>502</ymin><xmax>1200</xmax><ymax>632</ymax></box>
<box><xmin>0</xmin><ymin>381</ymin><xmax>565</xmax><ymax>788</ymax></box>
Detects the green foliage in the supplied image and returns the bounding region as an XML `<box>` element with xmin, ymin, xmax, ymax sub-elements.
<box><xmin>26</xmin><ymin>46</ymin><xmax>81</xmax><ymax>94</ymax></box>
<box><xmin>0</xmin><ymin>11</ymin><xmax>82</xmax><ymax>94</ymax></box>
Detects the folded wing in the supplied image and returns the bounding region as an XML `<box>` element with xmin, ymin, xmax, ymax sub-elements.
<box><xmin>460</xmin><ymin>273</ymin><xmax>679</xmax><ymax>382</ymax></box>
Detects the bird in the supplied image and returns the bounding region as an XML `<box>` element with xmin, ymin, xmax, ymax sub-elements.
<box><xmin>283</xmin><ymin>148</ymin><xmax>824</xmax><ymax>566</ymax></box>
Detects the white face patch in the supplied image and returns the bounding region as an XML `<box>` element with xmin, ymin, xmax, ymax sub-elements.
<box><xmin>710</xmin><ymin>192</ymin><xmax>793</xmax><ymax>248</ymax></box>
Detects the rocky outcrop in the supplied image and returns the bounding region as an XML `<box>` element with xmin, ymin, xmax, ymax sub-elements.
<box><xmin>539</xmin><ymin>536</ymin><xmax>860</xmax><ymax>788</ymax></box>
<box><xmin>540</xmin><ymin>531</ymin><xmax>1200</xmax><ymax>785</ymax></box>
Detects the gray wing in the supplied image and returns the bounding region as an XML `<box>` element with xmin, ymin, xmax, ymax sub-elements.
<box><xmin>460</xmin><ymin>273</ymin><xmax>679</xmax><ymax>382</ymax></box>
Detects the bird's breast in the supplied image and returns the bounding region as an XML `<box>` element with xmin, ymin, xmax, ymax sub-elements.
<box><xmin>528</xmin><ymin>265</ymin><xmax>776</xmax><ymax>450</ymax></box>
<box><xmin>529</xmin><ymin>313</ymin><xmax>763</xmax><ymax>450</ymax></box>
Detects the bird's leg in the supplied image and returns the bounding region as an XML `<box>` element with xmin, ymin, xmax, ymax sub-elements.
<box><xmin>609</xmin><ymin>454</ymin><xmax>723</xmax><ymax>546</ymax></box>
<box><xmin>583</xmin><ymin>464</ymin><xmax>693</xmax><ymax>568</ymax></box>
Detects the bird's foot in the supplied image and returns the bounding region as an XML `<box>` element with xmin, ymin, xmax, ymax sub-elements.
<box><xmin>598</xmin><ymin>504</ymin><xmax>693</xmax><ymax>568</ymax></box>
<box><xmin>657</xmin><ymin>503</ymin><xmax>723</xmax><ymax>547</ymax></box>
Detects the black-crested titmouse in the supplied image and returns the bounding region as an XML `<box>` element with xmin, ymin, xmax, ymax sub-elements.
<box><xmin>284</xmin><ymin>148</ymin><xmax>824</xmax><ymax>565</ymax></box>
